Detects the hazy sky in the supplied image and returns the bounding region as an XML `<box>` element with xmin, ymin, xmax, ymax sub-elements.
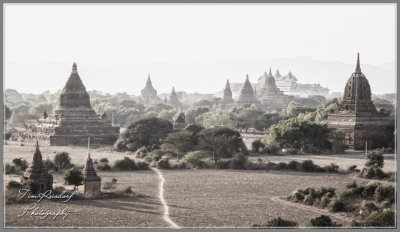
<box><xmin>5</xmin><ymin>3</ymin><xmax>396</xmax><ymax>66</ymax></box>
<box><xmin>3</xmin><ymin>3</ymin><xmax>396</xmax><ymax>94</ymax></box>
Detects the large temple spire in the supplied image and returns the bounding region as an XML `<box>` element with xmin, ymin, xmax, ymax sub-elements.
<box><xmin>355</xmin><ymin>52</ymin><xmax>361</xmax><ymax>72</ymax></box>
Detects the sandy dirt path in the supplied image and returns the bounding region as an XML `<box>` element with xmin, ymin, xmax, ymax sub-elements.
<box><xmin>151</xmin><ymin>168</ymin><xmax>180</xmax><ymax>229</ymax></box>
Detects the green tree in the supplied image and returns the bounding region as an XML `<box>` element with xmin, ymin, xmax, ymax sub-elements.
<box><xmin>161</xmin><ymin>130</ymin><xmax>197</xmax><ymax>159</ymax></box>
<box><xmin>54</xmin><ymin>152</ymin><xmax>71</xmax><ymax>169</ymax></box>
<box><xmin>186</xmin><ymin>106</ymin><xmax>210</xmax><ymax>124</ymax></box>
<box><xmin>286</xmin><ymin>102</ymin><xmax>315</xmax><ymax>118</ymax></box>
<box><xmin>199</xmin><ymin>127</ymin><xmax>246</xmax><ymax>159</ymax></box>
<box><xmin>236</xmin><ymin>108</ymin><xmax>265</xmax><ymax>132</ymax></box>
<box><xmin>196</xmin><ymin>110</ymin><xmax>236</xmax><ymax>129</ymax></box>
<box><xmin>64</xmin><ymin>167</ymin><xmax>84</xmax><ymax>189</ymax></box>
<box><xmin>114</xmin><ymin>117</ymin><xmax>173</xmax><ymax>151</ymax></box>
<box><xmin>157</xmin><ymin>109</ymin><xmax>178</xmax><ymax>121</ymax></box>
<box><xmin>267</xmin><ymin>117</ymin><xmax>345</xmax><ymax>153</ymax></box>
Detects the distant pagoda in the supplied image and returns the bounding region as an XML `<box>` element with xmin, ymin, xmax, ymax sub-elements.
<box><xmin>274</xmin><ymin>69</ymin><xmax>282</xmax><ymax>79</ymax></box>
<box><xmin>221</xmin><ymin>80</ymin><xmax>234</xmax><ymax>110</ymax></box>
<box><xmin>139</xmin><ymin>74</ymin><xmax>161</xmax><ymax>106</ymax></box>
<box><xmin>21</xmin><ymin>141</ymin><xmax>53</xmax><ymax>192</ymax></box>
<box><xmin>168</xmin><ymin>87</ymin><xmax>181</xmax><ymax>108</ymax></box>
<box><xmin>36</xmin><ymin>63</ymin><xmax>120</xmax><ymax>146</ymax></box>
<box><xmin>235</xmin><ymin>75</ymin><xmax>261</xmax><ymax>108</ymax></box>
<box><xmin>173</xmin><ymin>112</ymin><xmax>187</xmax><ymax>131</ymax></box>
<box><xmin>258</xmin><ymin>68</ymin><xmax>291</xmax><ymax>110</ymax></box>
<box><xmin>327</xmin><ymin>53</ymin><xmax>390</xmax><ymax>150</ymax></box>
<box><xmin>83</xmin><ymin>137</ymin><xmax>101</xmax><ymax>197</ymax></box>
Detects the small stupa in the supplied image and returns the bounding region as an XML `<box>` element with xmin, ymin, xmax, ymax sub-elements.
<box><xmin>221</xmin><ymin>79</ymin><xmax>234</xmax><ymax>110</ymax></box>
<box><xmin>173</xmin><ymin>112</ymin><xmax>187</xmax><ymax>130</ymax></box>
<box><xmin>169</xmin><ymin>87</ymin><xmax>181</xmax><ymax>108</ymax></box>
<box><xmin>21</xmin><ymin>141</ymin><xmax>53</xmax><ymax>192</ymax></box>
<box><xmin>83</xmin><ymin>137</ymin><xmax>101</xmax><ymax>197</ymax></box>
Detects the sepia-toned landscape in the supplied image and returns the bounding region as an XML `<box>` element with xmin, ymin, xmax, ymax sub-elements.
<box><xmin>3</xmin><ymin>3</ymin><xmax>397</xmax><ymax>230</ymax></box>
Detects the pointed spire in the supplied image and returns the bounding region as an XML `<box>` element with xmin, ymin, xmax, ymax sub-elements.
<box><xmin>87</xmin><ymin>136</ymin><xmax>91</xmax><ymax>159</ymax></box>
<box><xmin>72</xmin><ymin>62</ymin><xmax>78</xmax><ymax>73</ymax></box>
<box><xmin>245</xmin><ymin>74</ymin><xmax>250</xmax><ymax>83</ymax></box>
<box><xmin>32</xmin><ymin>141</ymin><xmax>43</xmax><ymax>167</ymax></box>
<box><xmin>355</xmin><ymin>52</ymin><xmax>361</xmax><ymax>72</ymax></box>
<box><xmin>225</xmin><ymin>79</ymin><xmax>231</xmax><ymax>89</ymax></box>
<box><xmin>268</xmin><ymin>67</ymin><xmax>273</xmax><ymax>76</ymax></box>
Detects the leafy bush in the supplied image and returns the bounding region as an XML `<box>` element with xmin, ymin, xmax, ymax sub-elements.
<box><xmin>364</xmin><ymin>209</ymin><xmax>395</xmax><ymax>227</ymax></box>
<box><xmin>300</xmin><ymin>160</ymin><xmax>316</xmax><ymax>172</ymax></box>
<box><xmin>97</xmin><ymin>164</ymin><xmax>112</xmax><ymax>171</ymax></box>
<box><xmin>363</xmin><ymin>167</ymin><xmax>387</xmax><ymax>179</ymax></box>
<box><xmin>327</xmin><ymin>198</ymin><xmax>345</xmax><ymax>212</ymax></box>
<box><xmin>308</xmin><ymin>215</ymin><xmax>341</xmax><ymax>227</ymax></box>
<box><xmin>360</xmin><ymin>201</ymin><xmax>379</xmax><ymax>216</ymax></box>
<box><xmin>136</xmin><ymin>161</ymin><xmax>150</xmax><ymax>170</ymax></box>
<box><xmin>64</xmin><ymin>167</ymin><xmax>84</xmax><ymax>189</ymax></box>
<box><xmin>7</xmin><ymin>180</ymin><xmax>22</xmax><ymax>190</ymax></box>
<box><xmin>145</xmin><ymin>149</ymin><xmax>165</xmax><ymax>162</ymax></box>
<box><xmin>251</xmin><ymin>140</ymin><xmax>265</xmax><ymax>152</ymax></box>
<box><xmin>262</xmin><ymin>143</ymin><xmax>280</xmax><ymax>154</ymax></box>
<box><xmin>254</xmin><ymin>217</ymin><xmax>298</xmax><ymax>227</ymax></box>
<box><xmin>275</xmin><ymin>162</ymin><xmax>288</xmax><ymax>170</ymax></box>
<box><xmin>135</xmin><ymin>146</ymin><xmax>148</xmax><ymax>158</ymax></box>
<box><xmin>182</xmin><ymin>151</ymin><xmax>207</xmax><ymax>168</ymax></box>
<box><xmin>287</xmin><ymin>160</ymin><xmax>300</xmax><ymax>170</ymax></box>
<box><xmin>216</xmin><ymin>159</ymin><xmax>231</xmax><ymax>169</ymax></box>
<box><xmin>156</xmin><ymin>158</ymin><xmax>170</xmax><ymax>169</ymax></box>
<box><xmin>54</xmin><ymin>152</ymin><xmax>72</xmax><ymax>169</ymax></box>
<box><xmin>113</xmin><ymin>157</ymin><xmax>136</xmax><ymax>171</ymax></box>
<box><xmin>12</xmin><ymin>158</ymin><xmax>28</xmax><ymax>171</ymax></box>
<box><xmin>5</xmin><ymin>163</ymin><xmax>16</xmax><ymax>174</ymax></box>
<box><xmin>184</xmin><ymin>123</ymin><xmax>204</xmax><ymax>134</ymax></box>
<box><xmin>324</xmin><ymin>163</ymin><xmax>339</xmax><ymax>173</ymax></box>
<box><xmin>374</xmin><ymin>185</ymin><xmax>394</xmax><ymax>203</ymax></box>
<box><xmin>43</xmin><ymin>159</ymin><xmax>55</xmax><ymax>171</ymax></box>
<box><xmin>230</xmin><ymin>154</ymin><xmax>248</xmax><ymax>169</ymax></box>
<box><xmin>292</xmin><ymin>190</ymin><xmax>305</xmax><ymax>202</ymax></box>
<box><xmin>99</xmin><ymin>158</ymin><xmax>109</xmax><ymax>163</ymax></box>
<box><xmin>366</xmin><ymin>152</ymin><xmax>384</xmax><ymax>168</ymax></box>
<box><xmin>347</xmin><ymin>165</ymin><xmax>358</xmax><ymax>173</ymax></box>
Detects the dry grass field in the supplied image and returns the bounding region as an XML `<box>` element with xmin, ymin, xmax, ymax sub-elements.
<box><xmin>3</xmin><ymin>140</ymin><xmax>396</xmax><ymax>228</ymax></box>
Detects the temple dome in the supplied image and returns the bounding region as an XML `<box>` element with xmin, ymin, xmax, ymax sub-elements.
<box><xmin>339</xmin><ymin>53</ymin><xmax>377</xmax><ymax>114</ymax></box>
<box><xmin>343</xmin><ymin>53</ymin><xmax>372</xmax><ymax>103</ymax></box>
<box><xmin>58</xmin><ymin>63</ymin><xmax>91</xmax><ymax>109</ymax></box>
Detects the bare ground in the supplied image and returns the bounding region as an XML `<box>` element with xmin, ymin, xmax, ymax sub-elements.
<box><xmin>5</xmin><ymin>170</ymin><xmax>169</xmax><ymax>228</ymax></box>
<box><xmin>161</xmin><ymin>169</ymin><xmax>388</xmax><ymax>227</ymax></box>
<box><xmin>4</xmin><ymin>140</ymin><xmax>396</xmax><ymax>228</ymax></box>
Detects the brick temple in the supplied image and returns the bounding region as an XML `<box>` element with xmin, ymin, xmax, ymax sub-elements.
<box><xmin>37</xmin><ymin>63</ymin><xmax>120</xmax><ymax>146</ymax></box>
<box><xmin>327</xmin><ymin>53</ymin><xmax>390</xmax><ymax>150</ymax></box>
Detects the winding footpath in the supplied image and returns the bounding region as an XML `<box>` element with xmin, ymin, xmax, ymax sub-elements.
<box><xmin>151</xmin><ymin>168</ymin><xmax>180</xmax><ymax>229</ymax></box>
<box><xmin>271</xmin><ymin>197</ymin><xmax>353</xmax><ymax>223</ymax></box>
